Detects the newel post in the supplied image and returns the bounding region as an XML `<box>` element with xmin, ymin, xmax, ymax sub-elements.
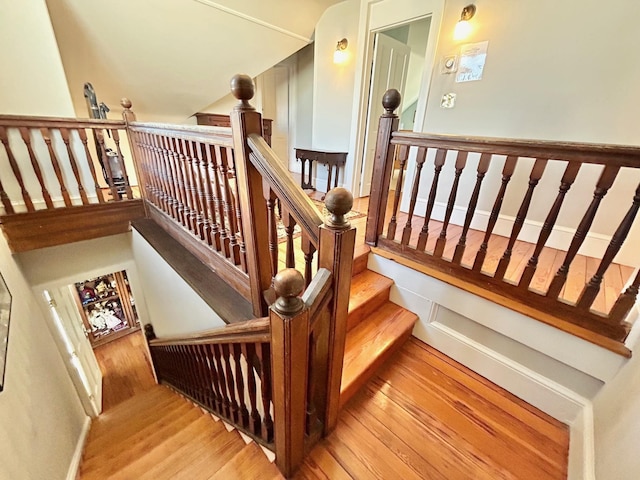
<box><xmin>120</xmin><ymin>98</ymin><xmax>149</xmax><ymax>214</ymax></box>
<box><xmin>229</xmin><ymin>74</ymin><xmax>272</xmax><ymax>317</ymax></box>
<box><xmin>143</xmin><ymin>323</ymin><xmax>159</xmax><ymax>382</ymax></box>
<box><xmin>319</xmin><ymin>187</ymin><xmax>356</xmax><ymax>433</ymax></box>
<box><xmin>365</xmin><ymin>89</ymin><xmax>402</xmax><ymax>246</ymax></box>
<box><xmin>270</xmin><ymin>269</ymin><xmax>309</xmax><ymax>478</ymax></box>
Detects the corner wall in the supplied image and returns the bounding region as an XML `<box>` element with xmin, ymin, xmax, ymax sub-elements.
<box><xmin>0</xmin><ymin>232</ymin><xmax>86</xmax><ymax>480</ymax></box>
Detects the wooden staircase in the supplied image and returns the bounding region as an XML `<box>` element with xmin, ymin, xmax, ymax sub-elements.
<box><xmin>79</xmin><ymin>247</ymin><xmax>417</xmax><ymax>479</ymax></box>
<box><xmin>341</xmin><ymin>245</ymin><xmax>418</xmax><ymax>407</ymax></box>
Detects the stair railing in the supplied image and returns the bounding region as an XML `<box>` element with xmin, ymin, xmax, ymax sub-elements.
<box><xmin>366</xmin><ymin>89</ymin><xmax>640</xmax><ymax>355</ymax></box>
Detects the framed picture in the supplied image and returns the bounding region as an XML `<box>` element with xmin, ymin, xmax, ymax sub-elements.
<box><xmin>0</xmin><ymin>272</ymin><xmax>11</xmax><ymax>392</ymax></box>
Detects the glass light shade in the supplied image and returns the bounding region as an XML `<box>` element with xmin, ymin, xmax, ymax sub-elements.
<box><xmin>333</xmin><ymin>48</ymin><xmax>348</xmax><ymax>64</ymax></box>
<box><xmin>454</xmin><ymin>20</ymin><xmax>472</xmax><ymax>41</ymax></box>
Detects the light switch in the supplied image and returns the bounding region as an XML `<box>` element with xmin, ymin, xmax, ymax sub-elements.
<box><xmin>441</xmin><ymin>93</ymin><xmax>456</xmax><ymax>109</ymax></box>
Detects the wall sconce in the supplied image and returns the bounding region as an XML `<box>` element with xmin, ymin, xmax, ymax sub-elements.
<box><xmin>333</xmin><ymin>38</ymin><xmax>348</xmax><ymax>64</ymax></box>
<box><xmin>454</xmin><ymin>4</ymin><xmax>476</xmax><ymax>41</ymax></box>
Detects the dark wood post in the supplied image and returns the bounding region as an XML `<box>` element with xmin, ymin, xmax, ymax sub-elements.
<box><xmin>230</xmin><ymin>74</ymin><xmax>272</xmax><ymax>317</ymax></box>
<box><xmin>365</xmin><ymin>89</ymin><xmax>401</xmax><ymax>245</ymax></box>
<box><xmin>121</xmin><ymin>98</ymin><xmax>150</xmax><ymax>214</ymax></box>
<box><xmin>143</xmin><ymin>323</ymin><xmax>159</xmax><ymax>382</ymax></box>
<box><xmin>270</xmin><ymin>268</ymin><xmax>309</xmax><ymax>478</ymax></box>
<box><xmin>319</xmin><ymin>187</ymin><xmax>356</xmax><ymax>433</ymax></box>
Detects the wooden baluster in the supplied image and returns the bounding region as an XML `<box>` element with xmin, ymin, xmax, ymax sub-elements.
<box><xmin>18</xmin><ymin>127</ymin><xmax>53</xmax><ymax>208</ymax></box>
<box><xmin>198</xmin><ymin>344</ymin><xmax>217</xmax><ymax>411</ymax></box>
<box><xmin>241</xmin><ymin>343</ymin><xmax>262</xmax><ymax>436</ymax></box>
<box><xmin>452</xmin><ymin>153</ymin><xmax>492</xmax><ymax>264</ymax></box>
<box><xmin>110</xmin><ymin>129</ymin><xmax>134</xmax><ymax>199</ymax></box>
<box><xmin>193</xmin><ymin>344</ymin><xmax>210</xmax><ymax>407</ymax></box>
<box><xmin>230</xmin><ymin>74</ymin><xmax>274</xmax><ymax>316</ymax></box>
<box><xmin>192</xmin><ymin>141</ymin><xmax>212</xmax><ymax>244</ymax></box>
<box><xmin>434</xmin><ymin>151</ymin><xmax>469</xmax><ymax>258</ymax></box>
<box><xmin>578</xmin><ymin>184</ymin><xmax>640</xmax><ymax>310</ymax></box>
<box><xmin>77</xmin><ymin>128</ymin><xmax>105</xmax><ymax>203</ymax></box>
<box><xmin>301</xmin><ymin>231</ymin><xmax>316</xmax><ymax>287</ymax></box>
<box><xmin>95</xmin><ymin>129</ymin><xmax>120</xmax><ymax>201</ymax></box>
<box><xmin>213</xmin><ymin>145</ymin><xmax>231</xmax><ymax>257</ymax></box>
<box><xmin>270</xmin><ymin>269</ymin><xmax>309</xmax><ymax>477</ymax></box>
<box><xmin>495</xmin><ymin>158</ymin><xmax>548</xmax><ymax>280</ymax></box>
<box><xmin>200</xmin><ymin>144</ymin><xmax>217</xmax><ymax>248</ymax></box>
<box><xmin>185</xmin><ymin>139</ymin><xmax>205</xmax><ymax>240</ymax></box>
<box><xmin>473</xmin><ymin>156</ymin><xmax>518</xmax><ymax>271</ymax></box>
<box><xmin>319</xmin><ymin>188</ymin><xmax>356</xmax><ymax>433</ymax></box>
<box><xmin>178</xmin><ymin>138</ymin><xmax>197</xmax><ymax>233</ymax></box>
<box><xmin>282</xmin><ymin>208</ymin><xmax>297</xmax><ymax>269</ymax></box>
<box><xmin>154</xmin><ymin>133</ymin><xmax>173</xmax><ymax>214</ymax></box>
<box><xmin>212</xmin><ymin>343</ymin><xmax>231</xmax><ymax>418</ymax></box>
<box><xmin>0</xmin><ymin>127</ymin><xmax>34</xmax><ymax>211</ymax></box>
<box><xmin>610</xmin><ymin>269</ymin><xmax>640</xmax><ymax>322</ymax></box>
<box><xmin>140</xmin><ymin>133</ymin><xmax>158</xmax><ymax>206</ymax></box>
<box><xmin>386</xmin><ymin>144</ymin><xmax>409</xmax><ymax>241</ymax></box>
<box><xmin>401</xmin><ymin>147</ymin><xmax>427</xmax><ymax>246</ymax></box>
<box><xmin>547</xmin><ymin>165</ymin><xmax>620</xmax><ymax>299</ymax></box>
<box><xmin>256</xmin><ymin>342</ymin><xmax>273</xmax><ymax>442</ymax></box>
<box><xmin>59</xmin><ymin>128</ymin><xmax>89</xmax><ymax>205</ymax></box>
<box><xmin>266</xmin><ymin>188</ymin><xmax>279</xmax><ymax>278</ymax></box>
<box><xmin>203</xmin><ymin>344</ymin><xmax>224</xmax><ymax>414</ymax></box>
<box><xmin>416</xmin><ymin>149</ymin><xmax>447</xmax><ymax>252</ymax></box>
<box><xmin>221</xmin><ymin>146</ymin><xmax>241</xmax><ymax>264</ymax></box>
<box><xmin>365</xmin><ymin>89</ymin><xmax>401</xmax><ymax>245</ymax></box>
<box><xmin>40</xmin><ymin>127</ymin><xmax>73</xmax><ymax>207</ymax></box>
<box><xmin>166</xmin><ymin>136</ymin><xmax>187</xmax><ymax>226</ymax></box>
<box><xmin>181</xmin><ymin>345</ymin><xmax>197</xmax><ymax>400</ymax></box>
<box><xmin>519</xmin><ymin>161</ymin><xmax>581</xmax><ymax>288</ymax></box>
<box><xmin>221</xmin><ymin>343</ymin><xmax>240</xmax><ymax>423</ymax></box>
<box><xmin>232</xmin><ymin>160</ymin><xmax>248</xmax><ymax>272</ymax></box>
<box><xmin>232</xmin><ymin>344</ymin><xmax>250</xmax><ymax>428</ymax></box>
<box><xmin>0</xmin><ymin>174</ymin><xmax>14</xmax><ymax>214</ymax></box>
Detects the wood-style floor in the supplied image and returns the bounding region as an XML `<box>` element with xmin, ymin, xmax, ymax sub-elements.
<box><xmin>81</xmin><ymin>334</ymin><xmax>568</xmax><ymax>479</ymax></box>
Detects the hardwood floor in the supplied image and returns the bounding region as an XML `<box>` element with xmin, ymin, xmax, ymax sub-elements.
<box><xmin>80</xmin><ymin>337</ymin><xmax>568</xmax><ymax>479</ymax></box>
<box><xmin>93</xmin><ymin>330</ymin><xmax>156</xmax><ymax>411</ymax></box>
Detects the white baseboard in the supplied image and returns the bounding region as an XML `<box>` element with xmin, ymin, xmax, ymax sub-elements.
<box><xmin>568</xmin><ymin>404</ymin><xmax>595</xmax><ymax>480</ymax></box>
<box><xmin>66</xmin><ymin>416</ymin><xmax>91</xmax><ymax>480</ymax></box>
<box><xmin>407</xmin><ymin>198</ymin><xmax>638</xmax><ymax>267</ymax></box>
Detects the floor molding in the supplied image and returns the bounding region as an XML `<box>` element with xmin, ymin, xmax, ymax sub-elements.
<box><xmin>66</xmin><ymin>416</ymin><xmax>91</xmax><ymax>480</ymax></box>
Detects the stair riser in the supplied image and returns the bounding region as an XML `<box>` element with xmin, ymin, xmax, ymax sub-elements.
<box><xmin>347</xmin><ymin>285</ymin><xmax>392</xmax><ymax>331</ymax></box>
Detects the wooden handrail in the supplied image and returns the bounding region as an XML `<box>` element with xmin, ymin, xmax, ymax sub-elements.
<box><xmin>128</xmin><ymin>121</ymin><xmax>234</xmax><ymax>147</ymax></box>
<box><xmin>367</xmin><ymin>88</ymin><xmax>640</xmax><ymax>351</ymax></box>
<box><xmin>247</xmin><ymin>133</ymin><xmax>323</xmax><ymax>245</ymax></box>
<box><xmin>392</xmin><ymin>131</ymin><xmax>640</xmax><ymax>167</ymax></box>
<box><xmin>148</xmin><ymin>317</ymin><xmax>270</xmax><ymax>346</ymax></box>
<box><xmin>0</xmin><ymin>114</ymin><xmax>125</xmax><ymax>129</ymax></box>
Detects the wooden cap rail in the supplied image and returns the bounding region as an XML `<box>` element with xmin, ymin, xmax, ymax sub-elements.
<box><xmin>147</xmin><ymin>317</ymin><xmax>270</xmax><ymax>346</ymax></box>
<box><xmin>367</xmin><ymin>88</ymin><xmax>640</xmax><ymax>354</ymax></box>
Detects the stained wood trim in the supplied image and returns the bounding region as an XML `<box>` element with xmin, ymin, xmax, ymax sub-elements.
<box><xmin>129</xmin><ymin>122</ymin><xmax>234</xmax><ymax>147</ymax></box>
<box><xmin>145</xmin><ymin>203</ymin><xmax>251</xmax><ymax>301</ymax></box>
<box><xmin>149</xmin><ymin>318</ymin><xmax>270</xmax><ymax>346</ymax></box>
<box><xmin>372</xmin><ymin>244</ymin><xmax>632</xmax><ymax>357</ymax></box>
<box><xmin>302</xmin><ymin>269</ymin><xmax>333</xmax><ymax>320</ymax></box>
<box><xmin>247</xmin><ymin>133</ymin><xmax>323</xmax><ymax>245</ymax></box>
<box><xmin>0</xmin><ymin>200</ymin><xmax>145</xmax><ymax>253</ymax></box>
<box><xmin>0</xmin><ymin>114</ymin><xmax>125</xmax><ymax>129</ymax></box>
<box><xmin>392</xmin><ymin>131</ymin><xmax>640</xmax><ymax>167</ymax></box>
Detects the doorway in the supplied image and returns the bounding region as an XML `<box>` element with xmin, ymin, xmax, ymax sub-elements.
<box><xmin>358</xmin><ymin>17</ymin><xmax>433</xmax><ymax>198</ymax></box>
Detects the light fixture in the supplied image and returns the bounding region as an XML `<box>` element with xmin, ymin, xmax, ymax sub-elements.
<box><xmin>333</xmin><ymin>38</ymin><xmax>348</xmax><ymax>64</ymax></box>
<box><xmin>454</xmin><ymin>4</ymin><xmax>476</xmax><ymax>41</ymax></box>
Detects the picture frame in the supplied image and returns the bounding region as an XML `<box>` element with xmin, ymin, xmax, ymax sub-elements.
<box><xmin>0</xmin><ymin>272</ymin><xmax>12</xmax><ymax>392</ymax></box>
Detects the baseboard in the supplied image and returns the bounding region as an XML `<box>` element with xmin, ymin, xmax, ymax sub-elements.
<box><xmin>568</xmin><ymin>404</ymin><xmax>595</xmax><ymax>480</ymax></box>
<box><xmin>66</xmin><ymin>416</ymin><xmax>91</xmax><ymax>480</ymax></box>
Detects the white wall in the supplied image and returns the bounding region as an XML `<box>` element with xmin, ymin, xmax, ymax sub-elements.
<box><xmin>131</xmin><ymin>230</ymin><xmax>226</xmax><ymax>337</ymax></box>
<box><xmin>0</xmin><ymin>0</ymin><xmax>74</xmax><ymax>116</ymax></box>
<box><xmin>0</xmin><ymin>232</ymin><xmax>86</xmax><ymax>480</ymax></box>
<box><xmin>312</xmin><ymin>0</ymin><xmax>361</xmax><ymax>191</ymax></box>
<box><xmin>593</xmin><ymin>326</ymin><xmax>640</xmax><ymax>479</ymax></box>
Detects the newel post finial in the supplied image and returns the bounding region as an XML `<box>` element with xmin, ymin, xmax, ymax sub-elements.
<box><xmin>382</xmin><ymin>89</ymin><xmax>402</xmax><ymax>116</ymax></box>
<box><xmin>121</xmin><ymin>98</ymin><xmax>136</xmax><ymax>122</ymax></box>
<box><xmin>230</xmin><ymin>74</ymin><xmax>256</xmax><ymax>111</ymax></box>
<box><xmin>273</xmin><ymin>268</ymin><xmax>305</xmax><ymax>315</ymax></box>
<box><xmin>324</xmin><ymin>187</ymin><xmax>354</xmax><ymax>229</ymax></box>
<box><xmin>144</xmin><ymin>323</ymin><xmax>156</xmax><ymax>341</ymax></box>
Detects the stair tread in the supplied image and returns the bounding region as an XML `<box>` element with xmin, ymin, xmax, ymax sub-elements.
<box><xmin>348</xmin><ymin>270</ymin><xmax>393</xmax><ymax>312</ymax></box>
<box><xmin>341</xmin><ymin>302</ymin><xmax>417</xmax><ymax>406</ymax></box>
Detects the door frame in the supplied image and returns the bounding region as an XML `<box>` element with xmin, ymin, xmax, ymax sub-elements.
<box><xmin>347</xmin><ymin>0</ymin><xmax>444</xmax><ymax>198</ymax></box>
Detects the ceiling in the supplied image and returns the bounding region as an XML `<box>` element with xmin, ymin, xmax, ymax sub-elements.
<box><xmin>46</xmin><ymin>0</ymin><xmax>341</xmax><ymax>121</ymax></box>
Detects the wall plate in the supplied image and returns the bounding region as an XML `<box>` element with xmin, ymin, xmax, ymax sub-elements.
<box><xmin>441</xmin><ymin>54</ymin><xmax>458</xmax><ymax>74</ymax></box>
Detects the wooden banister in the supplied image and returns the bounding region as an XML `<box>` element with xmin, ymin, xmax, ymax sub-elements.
<box><xmin>148</xmin><ymin>318</ymin><xmax>270</xmax><ymax>346</ymax></box>
<box><xmin>366</xmin><ymin>88</ymin><xmax>640</xmax><ymax>352</ymax></box>
<box><xmin>247</xmin><ymin>133</ymin><xmax>323</xmax><ymax>245</ymax></box>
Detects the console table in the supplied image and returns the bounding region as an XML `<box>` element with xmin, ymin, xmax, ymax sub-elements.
<box><xmin>295</xmin><ymin>148</ymin><xmax>347</xmax><ymax>195</ymax></box>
